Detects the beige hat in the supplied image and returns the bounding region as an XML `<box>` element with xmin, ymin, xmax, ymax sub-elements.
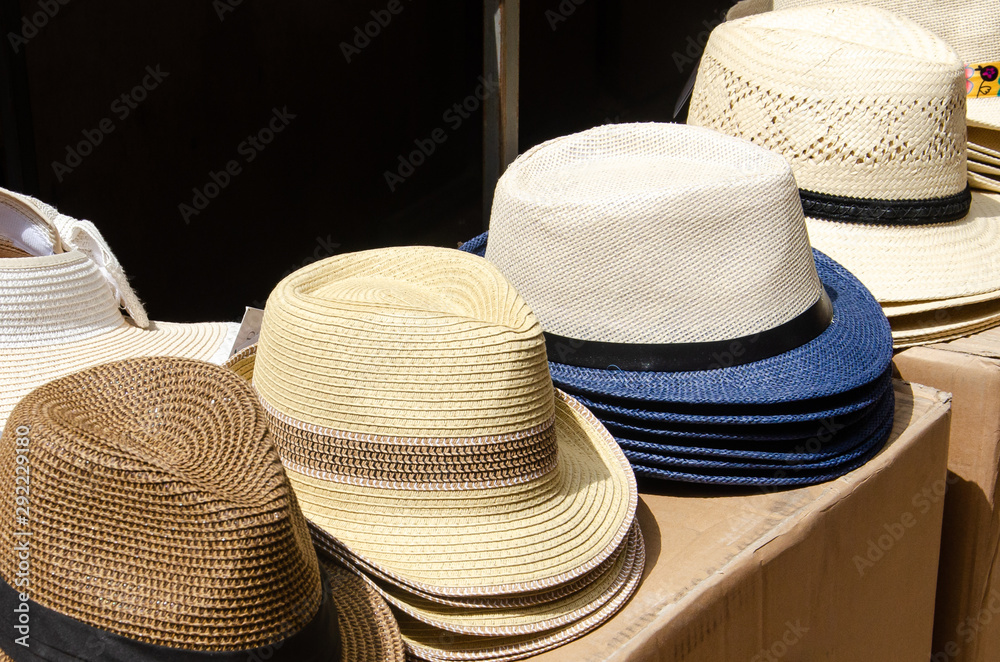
<box><xmin>725</xmin><ymin>0</ymin><xmax>1000</xmax><ymax>190</ymax></box>
<box><xmin>0</xmin><ymin>187</ymin><xmax>238</xmax><ymax>430</ymax></box>
<box><xmin>688</xmin><ymin>4</ymin><xmax>1000</xmax><ymax>345</ymax></box>
<box><xmin>226</xmin><ymin>246</ymin><xmax>641</xmax><ymax>660</ymax></box>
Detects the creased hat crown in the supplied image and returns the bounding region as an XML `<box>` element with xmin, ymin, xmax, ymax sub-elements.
<box><xmin>484</xmin><ymin>122</ymin><xmax>824</xmax><ymax>346</ymax></box>
<box><xmin>0</xmin><ymin>357</ymin><xmax>323</xmax><ymax>651</ymax></box>
<box><xmin>252</xmin><ymin>246</ymin><xmax>554</xmax><ymax>439</ymax></box>
<box><xmin>689</xmin><ymin>5</ymin><xmax>967</xmax><ymax>202</ymax></box>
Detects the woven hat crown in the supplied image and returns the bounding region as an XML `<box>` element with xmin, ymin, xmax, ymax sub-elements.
<box><xmin>253</xmin><ymin>246</ymin><xmax>554</xmax><ymax>439</ymax></box>
<box><xmin>771</xmin><ymin>0</ymin><xmax>999</xmax><ymax>63</ymax></box>
<box><xmin>485</xmin><ymin>122</ymin><xmax>823</xmax><ymax>345</ymax></box>
<box><xmin>0</xmin><ymin>357</ymin><xmax>323</xmax><ymax>651</ymax></box>
<box><xmin>689</xmin><ymin>5</ymin><xmax>967</xmax><ymax>201</ymax></box>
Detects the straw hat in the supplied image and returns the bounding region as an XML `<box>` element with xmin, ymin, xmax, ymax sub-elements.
<box><xmin>0</xmin><ymin>357</ymin><xmax>403</xmax><ymax>661</ymax></box>
<box><xmin>688</xmin><ymin>5</ymin><xmax>1000</xmax><ymax>319</ymax></box>
<box><xmin>466</xmin><ymin>123</ymin><xmax>892</xmax><ymax>406</ymax></box>
<box><xmin>0</xmin><ymin>187</ymin><xmax>238</xmax><ymax>431</ymax></box>
<box><xmin>724</xmin><ymin>0</ymin><xmax>1000</xmax><ymax>140</ymax></box>
<box><xmin>225</xmin><ymin>246</ymin><xmax>637</xmax><ymax>597</ymax></box>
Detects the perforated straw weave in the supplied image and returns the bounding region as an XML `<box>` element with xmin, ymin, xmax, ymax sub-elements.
<box><xmin>0</xmin><ymin>358</ymin><xmax>324</xmax><ymax>651</ymax></box>
<box><xmin>689</xmin><ymin>5</ymin><xmax>1000</xmax><ymax>306</ymax></box>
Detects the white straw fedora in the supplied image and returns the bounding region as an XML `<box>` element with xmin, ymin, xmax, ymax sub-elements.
<box><xmin>225</xmin><ymin>246</ymin><xmax>638</xmax><ymax>598</ymax></box>
<box><xmin>0</xmin><ymin>187</ymin><xmax>238</xmax><ymax>430</ymax></box>
<box><xmin>689</xmin><ymin>5</ymin><xmax>1000</xmax><ymax>315</ymax></box>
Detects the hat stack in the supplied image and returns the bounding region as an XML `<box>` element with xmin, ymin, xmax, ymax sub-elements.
<box><xmin>0</xmin><ymin>356</ymin><xmax>405</xmax><ymax>662</ymax></box>
<box><xmin>0</xmin><ymin>186</ymin><xmax>239</xmax><ymax>431</ymax></box>
<box><xmin>725</xmin><ymin>0</ymin><xmax>1000</xmax><ymax>194</ymax></box>
<box><xmin>225</xmin><ymin>246</ymin><xmax>643</xmax><ymax>661</ymax></box>
<box><xmin>461</xmin><ymin>122</ymin><xmax>894</xmax><ymax>487</ymax></box>
<box><xmin>689</xmin><ymin>4</ymin><xmax>1000</xmax><ymax>347</ymax></box>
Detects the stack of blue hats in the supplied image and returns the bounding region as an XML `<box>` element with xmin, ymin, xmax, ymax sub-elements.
<box><xmin>461</xmin><ymin>123</ymin><xmax>895</xmax><ymax>487</ymax></box>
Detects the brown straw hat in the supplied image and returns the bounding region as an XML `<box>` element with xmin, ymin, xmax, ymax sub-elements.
<box><xmin>0</xmin><ymin>357</ymin><xmax>403</xmax><ymax>662</ymax></box>
<box><xmin>227</xmin><ymin>246</ymin><xmax>637</xmax><ymax>598</ymax></box>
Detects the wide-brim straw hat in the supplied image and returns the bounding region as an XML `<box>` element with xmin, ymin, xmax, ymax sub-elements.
<box><xmin>0</xmin><ymin>188</ymin><xmax>237</xmax><ymax>430</ymax></box>
<box><xmin>0</xmin><ymin>357</ymin><xmax>402</xmax><ymax>662</ymax></box>
<box><xmin>461</xmin><ymin>231</ymin><xmax>891</xmax><ymax>407</ymax></box>
<box><xmin>689</xmin><ymin>6</ymin><xmax>1000</xmax><ymax>319</ymax></box>
<box><xmin>225</xmin><ymin>246</ymin><xmax>638</xmax><ymax>598</ymax></box>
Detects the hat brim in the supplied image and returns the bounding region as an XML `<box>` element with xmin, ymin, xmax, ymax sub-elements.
<box><xmin>460</xmin><ymin>235</ymin><xmax>891</xmax><ymax>406</ymax></box>
<box><xmin>0</xmin><ymin>319</ymin><xmax>236</xmax><ymax>431</ymax></box>
<box><xmin>226</xmin><ymin>347</ymin><xmax>638</xmax><ymax>598</ymax></box>
<box><xmin>889</xmin><ymin>297</ymin><xmax>1000</xmax><ymax>345</ymax></box>
<box><xmin>968</xmin><ymin>171</ymin><xmax>1000</xmax><ymax>194</ymax></box>
<box><xmin>805</xmin><ymin>191</ymin><xmax>1000</xmax><ymax>304</ymax></box>
<box><xmin>629</xmin><ymin>413</ymin><xmax>891</xmax><ymax>487</ymax></box>
<box><xmin>619</xmin><ymin>386</ymin><xmax>892</xmax><ymax>472</ymax></box>
<box><xmin>323</xmin><ymin>560</ymin><xmax>406</xmax><ymax>662</ymax></box>
<box><xmin>570</xmin><ymin>367</ymin><xmax>891</xmax><ymax>426</ymax></box>
<box><xmin>317</xmin><ymin>524</ymin><xmax>641</xmax><ymax>637</ymax></box>
<box><xmin>395</xmin><ymin>531</ymin><xmax>644</xmax><ymax>661</ymax></box>
<box><xmin>612</xmin><ymin>385</ymin><xmax>892</xmax><ymax>462</ymax></box>
<box><xmin>881</xmin><ymin>287</ymin><xmax>1000</xmax><ymax>317</ymax></box>
<box><xmin>968</xmin><ymin>98</ymin><xmax>1000</xmax><ymax>134</ymax></box>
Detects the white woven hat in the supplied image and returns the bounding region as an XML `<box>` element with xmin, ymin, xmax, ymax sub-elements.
<box><xmin>688</xmin><ymin>5</ymin><xmax>1000</xmax><ymax>309</ymax></box>
<box><xmin>725</xmin><ymin>0</ymin><xmax>1000</xmax><ymax>158</ymax></box>
<box><xmin>0</xmin><ymin>187</ymin><xmax>238</xmax><ymax>430</ymax></box>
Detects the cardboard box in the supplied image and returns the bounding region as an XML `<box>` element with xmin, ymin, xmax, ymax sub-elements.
<box><xmin>894</xmin><ymin>328</ymin><xmax>1000</xmax><ymax>662</ymax></box>
<box><xmin>534</xmin><ymin>381</ymin><xmax>951</xmax><ymax>661</ymax></box>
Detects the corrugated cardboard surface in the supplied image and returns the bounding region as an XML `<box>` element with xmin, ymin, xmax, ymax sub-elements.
<box><xmin>895</xmin><ymin>331</ymin><xmax>1000</xmax><ymax>662</ymax></box>
<box><xmin>534</xmin><ymin>381</ymin><xmax>951</xmax><ymax>661</ymax></box>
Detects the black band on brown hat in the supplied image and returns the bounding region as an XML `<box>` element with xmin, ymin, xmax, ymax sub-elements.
<box><xmin>0</xmin><ymin>570</ymin><xmax>342</xmax><ymax>662</ymax></box>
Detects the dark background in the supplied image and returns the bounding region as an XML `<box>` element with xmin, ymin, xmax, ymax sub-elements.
<box><xmin>0</xmin><ymin>0</ymin><xmax>732</xmax><ymax>322</ymax></box>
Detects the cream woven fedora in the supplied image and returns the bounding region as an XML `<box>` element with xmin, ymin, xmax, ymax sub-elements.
<box><xmin>0</xmin><ymin>356</ymin><xmax>404</xmax><ymax>662</ymax></box>
<box><xmin>725</xmin><ymin>0</ymin><xmax>1000</xmax><ymax>189</ymax></box>
<box><xmin>0</xmin><ymin>187</ymin><xmax>238</xmax><ymax>430</ymax></box>
<box><xmin>225</xmin><ymin>246</ymin><xmax>637</xmax><ymax>597</ymax></box>
<box><xmin>689</xmin><ymin>5</ymin><xmax>1000</xmax><ymax>313</ymax></box>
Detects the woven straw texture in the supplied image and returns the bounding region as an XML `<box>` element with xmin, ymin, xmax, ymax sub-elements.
<box><xmin>770</xmin><ymin>0</ymin><xmax>999</xmax><ymax>64</ymax></box>
<box><xmin>689</xmin><ymin>5</ymin><xmax>1000</xmax><ymax>304</ymax></box>
<box><xmin>325</xmin><ymin>561</ymin><xmax>406</xmax><ymax>662</ymax></box>
<box><xmin>227</xmin><ymin>246</ymin><xmax>638</xmax><ymax>596</ymax></box>
<box><xmin>0</xmin><ymin>357</ymin><xmax>323</xmax><ymax>651</ymax></box>
<box><xmin>0</xmin><ymin>191</ymin><xmax>237</xmax><ymax>431</ymax></box>
<box><xmin>690</xmin><ymin>6</ymin><xmax>967</xmax><ymax>201</ymax></box>
<box><xmin>396</xmin><ymin>528</ymin><xmax>643</xmax><ymax>662</ymax></box>
<box><xmin>485</xmin><ymin>123</ymin><xmax>823</xmax><ymax>344</ymax></box>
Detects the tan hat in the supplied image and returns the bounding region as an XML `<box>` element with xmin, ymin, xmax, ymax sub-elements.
<box><xmin>226</xmin><ymin>245</ymin><xmax>641</xmax><ymax>660</ymax></box>
<box><xmin>725</xmin><ymin>0</ymin><xmax>1000</xmax><ymax>190</ymax></box>
<box><xmin>0</xmin><ymin>187</ymin><xmax>238</xmax><ymax>431</ymax></box>
<box><xmin>0</xmin><ymin>356</ymin><xmax>403</xmax><ymax>662</ymax></box>
<box><xmin>689</xmin><ymin>4</ymin><xmax>1000</xmax><ymax>345</ymax></box>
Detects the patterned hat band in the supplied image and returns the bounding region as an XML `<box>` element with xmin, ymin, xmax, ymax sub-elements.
<box><xmin>799</xmin><ymin>185</ymin><xmax>973</xmax><ymax>226</ymax></box>
<box><xmin>257</xmin><ymin>395</ymin><xmax>560</xmax><ymax>491</ymax></box>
